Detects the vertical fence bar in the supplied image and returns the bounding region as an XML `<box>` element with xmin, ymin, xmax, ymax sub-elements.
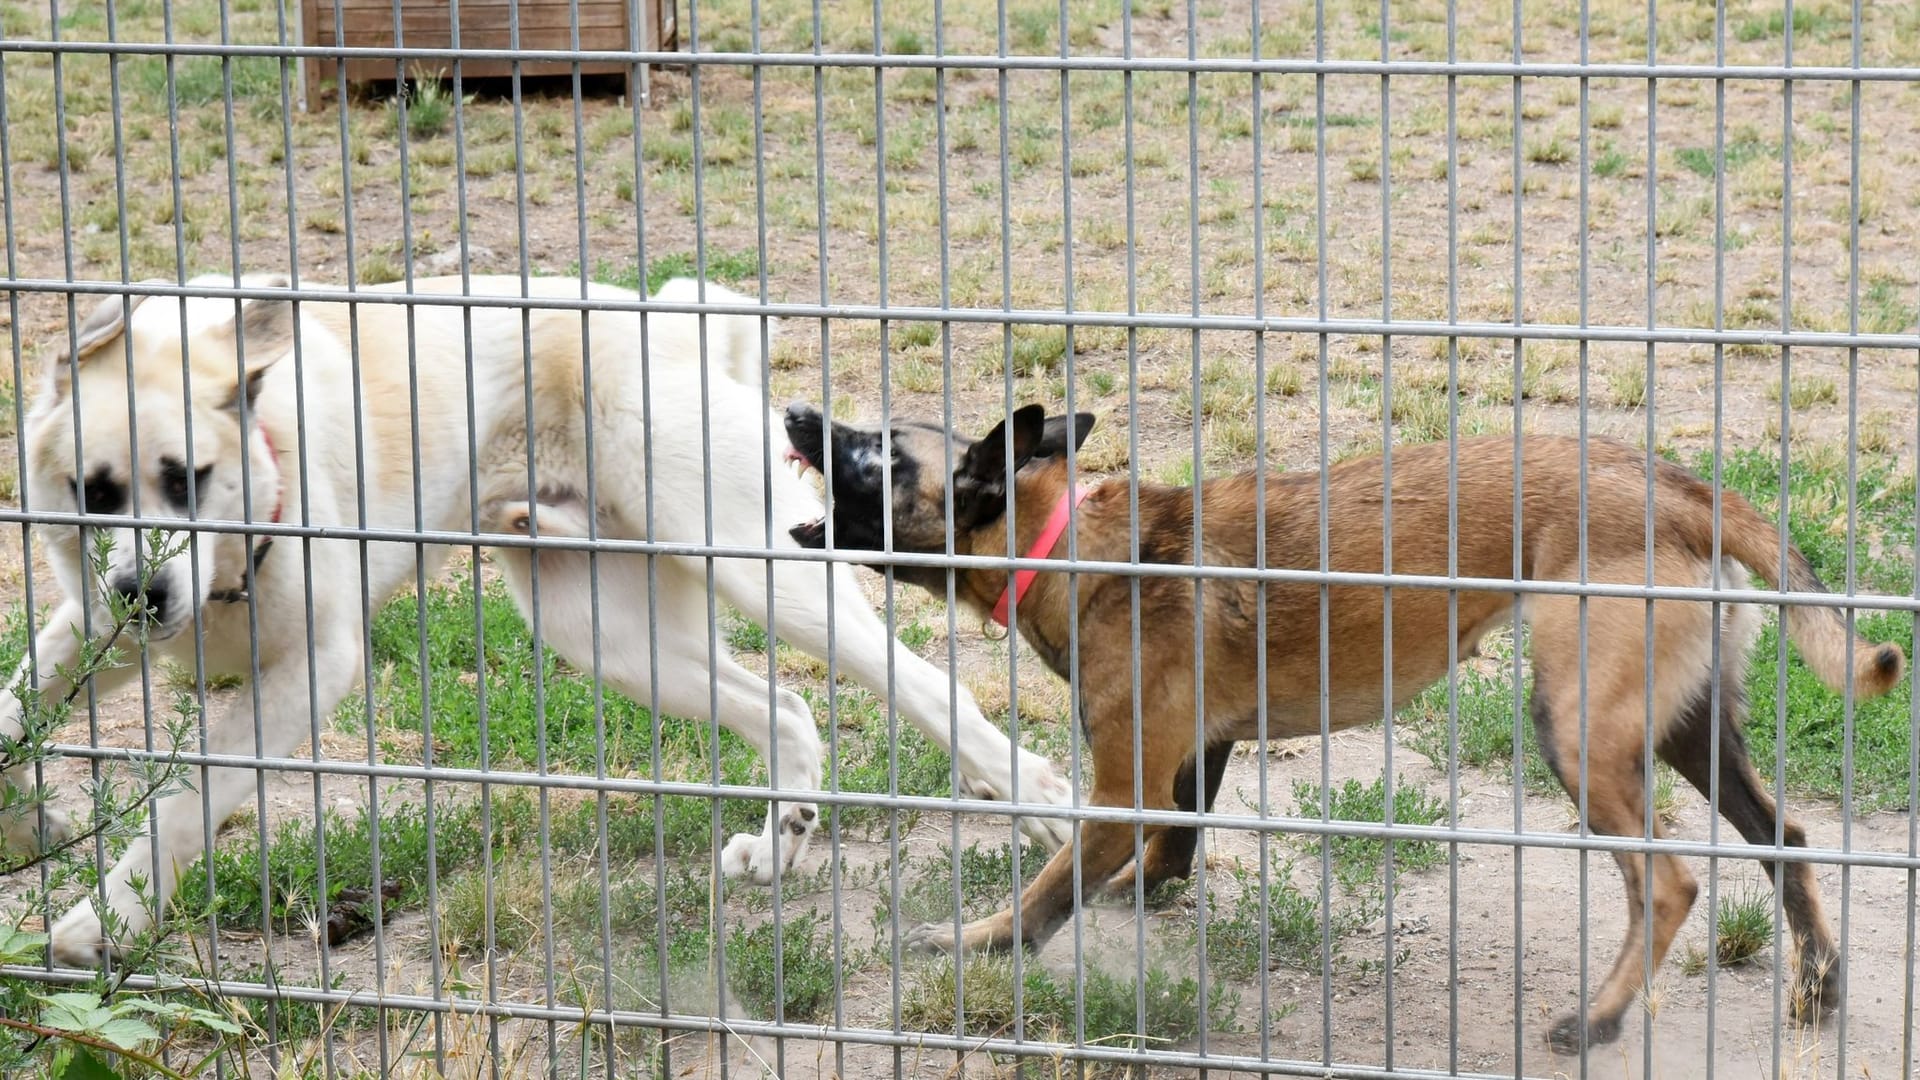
<box><xmin>1248</xmin><ymin>0</ymin><xmax>1273</xmax><ymax>1068</ymax></box>
<box><xmin>1508</xmin><ymin>0</ymin><xmax>1529</xmax><ymax>1071</ymax></box>
<box><xmin>1443</xmin><ymin>0</ymin><xmax>1462</xmax><ymax>1071</ymax></box>
<box><xmin>1313</xmin><ymin>0</ymin><xmax>1335</xmax><ymax>1067</ymax></box>
<box><xmin>1838</xmin><ymin>5</ymin><xmax>1865</xmax><ymax>1076</ymax></box>
<box><xmin>1574</xmin><ymin>0</ymin><xmax>1595</xmax><ymax>1071</ymax></box>
<box><xmin>5</xmin><ymin>8</ymin><xmax>1920</xmax><ymax>1080</ymax></box>
<box><xmin>807</xmin><ymin>0</ymin><xmax>850</xmax><ymax>1075</ymax></box>
<box><xmin>1122</xmin><ymin>0</ymin><xmax>1151</xmax><ymax>1066</ymax></box>
<box><xmin>1376</xmin><ymin>1</ymin><xmax>1397</xmax><ymax>1066</ymax></box>
<box><xmin>1775</xmin><ymin>4</ymin><xmax>1799</xmax><ymax>1068</ymax></box>
<box><xmin>1182</xmin><ymin>0</ymin><xmax>1208</xmax><ymax>1070</ymax></box>
<box><xmin>1639</xmin><ymin>5</ymin><xmax>1662</xmax><ymax>1076</ymax></box>
<box><xmin>1712</xmin><ymin>4</ymin><xmax>1743</xmax><ymax>1068</ymax></box>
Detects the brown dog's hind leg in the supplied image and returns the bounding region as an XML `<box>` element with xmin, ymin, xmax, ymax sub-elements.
<box><xmin>1656</xmin><ymin>668</ymin><xmax>1841</xmax><ymax>1021</ymax></box>
<box><xmin>1102</xmin><ymin>739</ymin><xmax>1232</xmax><ymax>899</ymax></box>
<box><xmin>1528</xmin><ymin>629</ymin><xmax>1699</xmax><ymax>1056</ymax></box>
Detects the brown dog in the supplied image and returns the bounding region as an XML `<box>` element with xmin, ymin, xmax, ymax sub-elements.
<box><xmin>781</xmin><ymin>402</ymin><xmax>1905</xmax><ymax>1052</ymax></box>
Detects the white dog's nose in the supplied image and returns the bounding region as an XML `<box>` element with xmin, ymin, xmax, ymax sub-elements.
<box><xmin>110</xmin><ymin>574</ymin><xmax>167</xmax><ymax>625</ymax></box>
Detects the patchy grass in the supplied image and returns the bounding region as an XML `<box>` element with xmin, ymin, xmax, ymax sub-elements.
<box><xmin>387</xmin><ymin>72</ymin><xmax>459</xmax><ymax>141</ymax></box>
<box><xmin>1606</xmin><ymin>362</ymin><xmax>1648</xmax><ymax>408</ymax></box>
<box><xmin>585</xmin><ymin>248</ymin><xmax>761</xmax><ymax>293</ymax></box>
<box><xmin>1290</xmin><ymin>776</ymin><xmax>1448</xmax><ymax>897</ymax></box>
<box><xmin>1705</xmin><ymin>445</ymin><xmax>1916</xmax><ymax>596</ymax></box>
<box><xmin>901</xmin><ymin>840</ymin><xmax>1051</xmax><ymax>925</ymax></box>
<box><xmin>356</xmin><ymin>571</ymin><xmax>972</xmax><ymax>854</ymax></box>
<box><xmin>1675</xmin><ymin>132</ymin><xmax>1771</xmax><ymax>179</ymax></box>
<box><xmin>4</xmin><ymin>0</ymin><xmax>1920</xmax><ymax>1070</ymax></box>
<box><xmin>1745</xmin><ymin>611</ymin><xmax>1915</xmax><ymax>813</ymax></box>
<box><xmin>172</xmin><ymin>800</ymin><xmax>486</xmax><ymax>932</ymax></box>
<box><xmin>1204</xmin><ymin>854</ymin><xmax>1359</xmax><ymax>979</ymax></box>
<box><xmin>1714</xmin><ymin>887</ymin><xmax>1774</xmax><ymax>967</ymax></box>
<box><xmin>901</xmin><ymin>950</ymin><xmax>1240</xmax><ymax>1049</ymax></box>
<box><xmin>1402</xmin><ymin>657</ymin><xmax>1560</xmax><ymax>797</ymax></box>
<box><xmin>1768</xmin><ymin>375</ymin><xmax>1839</xmax><ymax>412</ymax></box>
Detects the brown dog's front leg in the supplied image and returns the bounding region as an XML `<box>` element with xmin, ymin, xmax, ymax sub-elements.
<box><xmin>905</xmin><ymin>814</ymin><xmax>1151</xmax><ymax>955</ymax></box>
<box><xmin>906</xmin><ymin>688</ymin><xmax>1185</xmax><ymax>955</ymax></box>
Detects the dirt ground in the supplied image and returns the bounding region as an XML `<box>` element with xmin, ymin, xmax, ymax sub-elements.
<box><xmin>5</xmin><ymin>0</ymin><xmax>1920</xmax><ymax>1076</ymax></box>
<box><xmin>210</xmin><ymin>724</ymin><xmax>1920</xmax><ymax>1080</ymax></box>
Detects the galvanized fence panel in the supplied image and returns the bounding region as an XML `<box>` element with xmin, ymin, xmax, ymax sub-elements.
<box><xmin>0</xmin><ymin>1</ymin><xmax>1916</xmax><ymax>1079</ymax></box>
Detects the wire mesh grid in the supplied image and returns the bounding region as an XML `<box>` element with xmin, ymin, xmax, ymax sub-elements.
<box><xmin>0</xmin><ymin>1</ymin><xmax>1917</xmax><ymax>1078</ymax></box>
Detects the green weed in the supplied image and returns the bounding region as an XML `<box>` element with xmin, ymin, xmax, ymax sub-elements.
<box><xmin>1715</xmin><ymin>887</ymin><xmax>1774</xmax><ymax>966</ymax></box>
<box><xmin>1290</xmin><ymin>776</ymin><xmax>1448</xmax><ymax>896</ymax></box>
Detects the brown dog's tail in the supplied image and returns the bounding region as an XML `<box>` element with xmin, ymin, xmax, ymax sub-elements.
<box><xmin>1715</xmin><ymin>489</ymin><xmax>1906</xmax><ymax>698</ymax></box>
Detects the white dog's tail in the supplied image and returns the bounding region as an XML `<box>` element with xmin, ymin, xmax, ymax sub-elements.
<box><xmin>650</xmin><ymin>277</ymin><xmax>778</xmax><ymax>390</ymax></box>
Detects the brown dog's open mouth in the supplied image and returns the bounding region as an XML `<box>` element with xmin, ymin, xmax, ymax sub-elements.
<box><xmin>789</xmin><ymin>516</ymin><xmax>827</xmax><ymax>547</ymax></box>
<box><xmin>784</xmin><ymin>445</ymin><xmax>827</xmax><ymax>546</ymax></box>
<box><xmin>782</xmin><ymin>445</ymin><xmax>818</xmax><ymax>478</ymax></box>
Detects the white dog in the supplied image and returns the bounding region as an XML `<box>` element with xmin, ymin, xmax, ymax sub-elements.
<box><xmin>0</xmin><ymin>274</ymin><xmax>1072</xmax><ymax>965</ymax></box>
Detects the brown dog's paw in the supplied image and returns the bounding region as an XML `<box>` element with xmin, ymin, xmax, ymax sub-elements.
<box><xmin>903</xmin><ymin>921</ymin><xmax>962</xmax><ymax>955</ymax></box>
<box><xmin>1097</xmin><ymin>861</ymin><xmax>1141</xmax><ymax>899</ymax></box>
<box><xmin>904</xmin><ymin>913</ymin><xmax>1022</xmax><ymax>956</ymax></box>
<box><xmin>1546</xmin><ymin>1010</ymin><xmax>1621</xmax><ymax>1056</ymax></box>
<box><xmin>1791</xmin><ymin>949</ymin><xmax>1843</xmax><ymax>1022</ymax></box>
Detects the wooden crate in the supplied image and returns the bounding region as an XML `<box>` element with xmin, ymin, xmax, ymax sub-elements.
<box><xmin>299</xmin><ymin>0</ymin><xmax>677</xmax><ymax>110</ymax></box>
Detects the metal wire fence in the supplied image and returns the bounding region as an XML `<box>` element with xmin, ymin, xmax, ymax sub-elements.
<box><xmin>0</xmin><ymin>1</ymin><xmax>1918</xmax><ymax>1078</ymax></box>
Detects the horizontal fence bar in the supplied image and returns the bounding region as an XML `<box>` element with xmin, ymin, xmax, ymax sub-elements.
<box><xmin>0</xmin><ymin>38</ymin><xmax>1908</xmax><ymax>85</ymax></box>
<box><xmin>14</xmin><ymin>277</ymin><xmax>1920</xmax><ymax>351</ymax></box>
<box><xmin>33</xmin><ymin>740</ymin><xmax>1920</xmax><ymax>871</ymax></box>
<box><xmin>3</xmin><ymin>7</ymin><xmax>1914</xmax><ymax>1074</ymax></box>
<box><xmin>0</xmin><ymin>963</ymin><xmax>1552</xmax><ymax>1080</ymax></box>
<box><xmin>8</xmin><ymin>507</ymin><xmax>1914</xmax><ymax>614</ymax></box>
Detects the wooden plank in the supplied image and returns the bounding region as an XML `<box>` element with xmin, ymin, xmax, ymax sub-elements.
<box><xmin>302</xmin><ymin>0</ymin><xmax>669</xmax><ymax>110</ymax></box>
<box><xmin>310</xmin><ymin>3</ymin><xmax>629</xmax><ymax>26</ymax></box>
<box><xmin>318</xmin><ymin>14</ymin><xmax>625</xmax><ymax>39</ymax></box>
<box><xmin>311</xmin><ymin>9</ymin><xmax>629</xmax><ymax>37</ymax></box>
<box><xmin>319</xmin><ymin>29</ymin><xmax>636</xmax><ymax>52</ymax></box>
<box><xmin>334</xmin><ymin>57</ymin><xmax>632</xmax><ymax>81</ymax></box>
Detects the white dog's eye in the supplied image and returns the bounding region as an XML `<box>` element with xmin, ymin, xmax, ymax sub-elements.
<box><xmin>159</xmin><ymin>458</ymin><xmax>214</xmax><ymax>508</ymax></box>
<box><xmin>71</xmin><ymin>469</ymin><xmax>126</xmax><ymax>514</ymax></box>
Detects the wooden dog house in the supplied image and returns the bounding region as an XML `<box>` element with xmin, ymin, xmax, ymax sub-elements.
<box><xmin>300</xmin><ymin>0</ymin><xmax>676</xmax><ymax>109</ymax></box>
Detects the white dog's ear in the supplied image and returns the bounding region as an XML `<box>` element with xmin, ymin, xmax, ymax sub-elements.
<box><xmin>220</xmin><ymin>274</ymin><xmax>296</xmax><ymax>412</ymax></box>
<box><xmin>45</xmin><ymin>291</ymin><xmax>150</xmax><ymax>396</ymax></box>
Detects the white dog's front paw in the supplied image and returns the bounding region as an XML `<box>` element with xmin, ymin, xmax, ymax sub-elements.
<box><xmin>1013</xmin><ymin>754</ymin><xmax>1074</xmax><ymax>853</ymax></box>
<box><xmin>958</xmin><ymin>754</ymin><xmax>1074</xmax><ymax>851</ymax></box>
<box><xmin>0</xmin><ymin>798</ymin><xmax>74</xmax><ymax>856</ymax></box>
<box><xmin>956</xmin><ymin>773</ymin><xmax>997</xmax><ymax>801</ymax></box>
<box><xmin>720</xmin><ymin>804</ymin><xmax>818</xmax><ymax>884</ymax></box>
<box><xmin>48</xmin><ymin>899</ymin><xmax>114</xmax><ymax>968</ymax></box>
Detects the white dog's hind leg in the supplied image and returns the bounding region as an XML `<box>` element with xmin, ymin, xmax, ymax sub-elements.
<box><xmin>723</xmin><ymin>558</ymin><xmax>1073</xmax><ymax>853</ymax></box>
<box><xmin>0</xmin><ymin>601</ymin><xmax>135</xmax><ymax>854</ymax></box>
<box><xmin>47</xmin><ymin>629</ymin><xmax>363</xmax><ymax>967</ymax></box>
<box><xmin>488</xmin><ymin>493</ymin><xmax>597</xmax><ymax>539</ymax></box>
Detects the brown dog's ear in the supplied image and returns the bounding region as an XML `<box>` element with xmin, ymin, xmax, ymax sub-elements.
<box><xmin>46</xmin><ymin>291</ymin><xmax>150</xmax><ymax>396</ymax></box>
<box><xmin>959</xmin><ymin>404</ymin><xmax>1048</xmax><ymax>486</ymax></box>
<box><xmin>1032</xmin><ymin>413</ymin><xmax>1096</xmax><ymax>460</ymax></box>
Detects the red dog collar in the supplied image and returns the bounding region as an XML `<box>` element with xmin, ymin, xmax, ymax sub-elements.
<box><xmin>990</xmin><ymin>483</ymin><xmax>1092</xmax><ymax>629</ymax></box>
<box><xmin>209</xmin><ymin>422</ymin><xmax>282</xmax><ymax>605</ymax></box>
